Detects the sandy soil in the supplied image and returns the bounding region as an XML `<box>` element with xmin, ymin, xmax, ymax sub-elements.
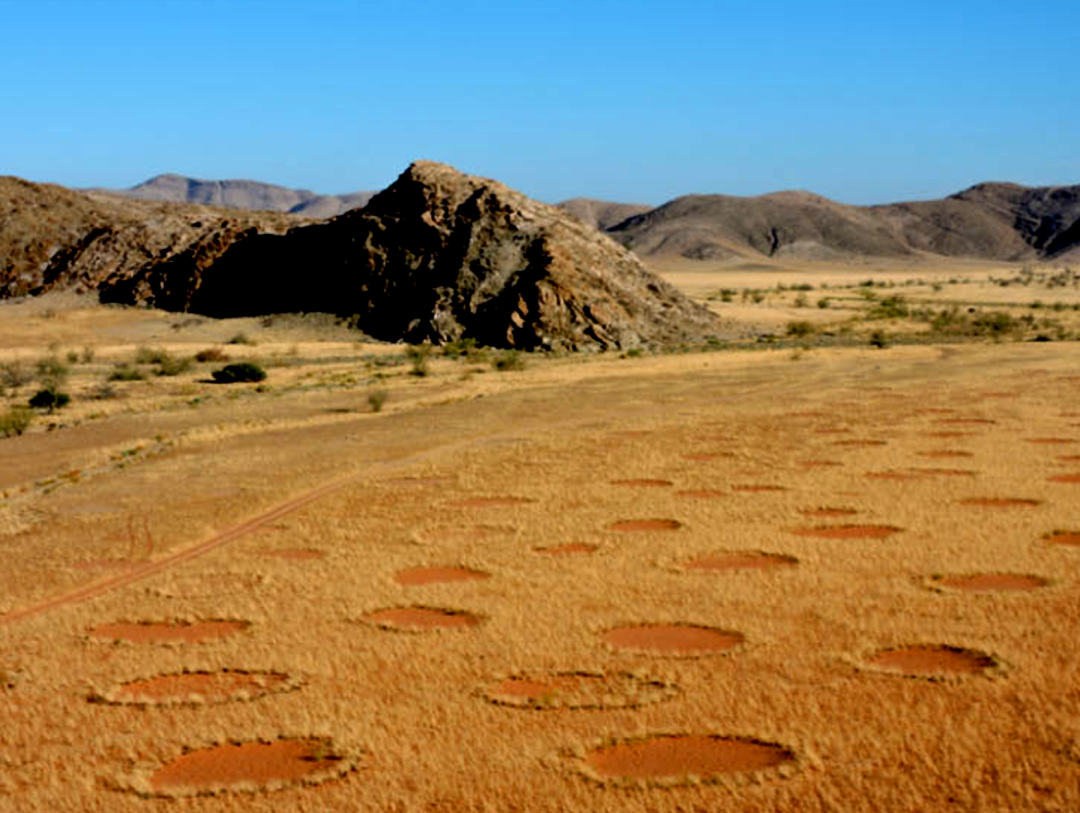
<box><xmin>1</xmin><ymin>268</ymin><xmax>1079</xmax><ymax>811</ymax></box>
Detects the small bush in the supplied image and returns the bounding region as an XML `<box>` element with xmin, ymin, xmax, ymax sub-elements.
<box><xmin>786</xmin><ymin>321</ymin><xmax>815</xmax><ymax>338</ymax></box>
<box><xmin>367</xmin><ymin>389</ymin><xmax>388</xmax><ymax>413</ymax></box>
<box><xmin>29</xmin><ymin>388</ymin><xmax>70</xmax><ymax>413</ymax></box>
<box><xmin>492</xmin><ymin>350</ymin><xmax>527</xmax><ymax>371</ymax></box>
<box><xmin>211</xmin><ymin>362</ymin><xmax>267</xmax><ymax>383</ymax></box>
<box><xmin>406</xmin><ymin>344</ymin><xmax>432</xmax><ymax>376</ymax></box>
<box><xmin>868</xmin><ymin>329</ymin><xmax>890</xmax><ymax>348</ymax></box>
<box><xmin>155</xmin><ymin>355</ymin><xmax>193</xmax><ymax>376</ymax></box>
<box><xmin>227</xmin><ymin>333</ymin><xmax>256</xmax><ymax>346</ymax></box>
<box><xmin>0</xmin><ymin>406</ymin><xmax>34</xmax><ymax>437</ymax></box>
<box><xmin>441</xmin><ymin>338</ymin><xmax>482</xmax><ymax>359</ymax></box>
<box><xmin>134</xmin><ymin>346</ymin><xmax>170</xmax><ymax>365</ymax></box>
<box><xmin>866</xmin><ymin>295</ymin><xmax>909</xmax><ymax>320</ymax></box>
<box><xmin>794</xmin><ymin>293</ymin><xmax>809</xmax><ymax>308</ymax></box>
<box><xmin>194</xmin><ymin>347</ymin><xmax>229</xmax><ymax>363</ymax></box>
<box><xmin>0</xmin><ymin>361</ymin><xmax>32</xmax><ymax>395</ymax></box>
<box><xmin>80</xmin><ymin>346</ymin><xmax>96</xmax><ymax>364</ymax></box>
<box><xmin>108</xmin><ymin>364</ymin><xmax>146</xmax><ymax>382</ymax></box>
<box><xmin>817</xmin><ymin>298</ymin><xmax>831</xmax><ymax>309</ymax></box>
<box><xmin>35</xmin><ymin>356</ymin><xmax>70</xmax><ymax>387</ymax></box>
<box><xmin>66</xmin><ymin>350</ymin><xmax>79</xmax><ymax>364</ymax></box>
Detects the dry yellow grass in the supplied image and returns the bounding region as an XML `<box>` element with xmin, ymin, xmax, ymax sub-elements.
<box><xmin>1</xmin><ymin>270</ymin><xmax>1079</xmax><ymax>810</ymax></box>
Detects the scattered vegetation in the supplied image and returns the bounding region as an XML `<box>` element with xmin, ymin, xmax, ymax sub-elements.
<box><xmin>785</xmin><ymin>321</ymin><xmax>815</xmax><ymax>338</ymax></box>
<box><xmin>108</xmin><ymin>364</ymin><xmax>147</xmax><ymax>382</ymax></box>
<box><xmin>405</xmin><ymin>344</ymin><xmax>432</xmax><ymax>376</ymax></box>
<box><xmin>211</xmin><ymin>362</ymin><xmax>267</xmax><ymax>383</ymax></box>
<box><xmin>0</xmin><ymin>405</ymin><xmax>34</xmax><ymax>437</ymax></box>
<box><xmin>29</xmin><ymin>388</ymin><xmax>71</xmax><ymax>413</ymax></box>
<box><xmin>134</xmin><ymin>346</ymin><xmax>171</xmax><ymax>365</ymax></box>
<box><xmin>194</xmin><ymin>347</ymin><xmax>229</xmax><ymax>363</ymax></box>
<box><xmin>154</xmin><ymin>354</ymin><xmax>193</xmax><ymax>376</ymax></box>
<box><xmin>367</xmin><ymin>389</ymin><xmax>388</xmax><ymax>413</ymax></box>
<box><xmin>492</xmin><ymin>350</ymin><xmax>527</xmax><ymax>371</ymax></box>
<box><xmin>868</xmin><ymin>329</ymin><xmax>890</xmax><ymax>349</ymax></box>
<box><xmin>227</xmin><ymin>332</ymin><xmax>256</xmax><ymax>345</ymax></box>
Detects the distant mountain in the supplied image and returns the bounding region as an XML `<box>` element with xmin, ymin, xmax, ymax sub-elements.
<box><xmin>556</xmin><ymin>198</ymin><xmax>652</xmax><ymax>231</ymax></box>
<box><xmin>98</xmin><ymin>174</ymin><xmax>375</xmax><ymax>217</ymax></box>
<box><xmin>605</xmin><ymin>183</ymin><xmax>1080</xmax><ymax>263</ymax></box>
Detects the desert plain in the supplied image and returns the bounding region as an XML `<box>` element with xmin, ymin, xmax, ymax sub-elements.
<box><xmin>1</xmin><ymin>257</ymin><xmax>1079</xmax><ymax>812</ymax></box>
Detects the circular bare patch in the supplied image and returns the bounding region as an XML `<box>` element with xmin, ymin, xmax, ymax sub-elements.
<box><xmin>101</xmin><ymin>669</ymin><xmax>294</xmax><ymax>705</ymax></box>
<box><xmin>601</xmin><ymin>624</ymin><xmax>744</xmax><ymax>657</ymax></box>
<box><xmin>362</xmin><ymin>606</ymin><xmax>482</xmax><ymax>631</ymax></box>
<box><xmin>146</xmin><ymin>738</ymin><xmax>353</xmax><ymax>796</ymax></box>
<box><xmin>867</xmin><ymin>645</ymin><xmax>998</xmax><ymax>677</ymax></box>
<box><xmin>731</xmin><ymin>484</ymin><xmax>787</xmax><ymax>492</ymax></box>
<box><xmin>959</xmin><ymin>498</ymin><xmax>1041</xmax><ymax>508</ymax></box>
<box><xmin>1047</xmin><ymin>473</ymin><xmax>1080</xmax><ymax>483</ymax></box>
<box><xmin>451</xmin><ymin>496</ymin><xmax>535</xmax><ymax>508</ymax></box>
<box><xmin>393</xmin><ymin>566</ymin><xmax>490</xmax><ymax>586</ymax></box>
<box><xmin>1046</xmin><ymin>531</ymin><xmax>1080</xmax><ymax>547</ymax></box>
<box><xmin>931</xmin><ymin>573</ymin><xmax>1048</xmax><ymax>593</ymax></box>
<box><xmin>582</xmin><ymin>734</ymin><xmax>796</xmax><ymax>785</ymax></box>
<box><xmin>675</xmin><ymin>489</ymin><xmax>727</xmax><ymax>499</ymax></box>
<box><xmin>681</xmin><ymin>551</ymin><xmax>797</xmax><ymax>572</ymax></box>
<box><xmin>534</xmin><ymin>543</ymin><xmax>598</xmax><ymax>556</ymax></box>
<box><xmin>260</xmin><ymin>549</ymin><xmax>324</xmax><ymax>560</ymax></box>
<box><xmin>608</xmin><ymin>519</ymin><xmax>682</xmax><ymax>533</ymax></box>
<box><xmin>800</xmin><ymin>507</ymin><xmax>857</xmax><ymax>518</ymax></box>
<box><xmin>789</xmin><ymin>525</ymin><xmax>900</xmax><ymax>540</ymax></box>
<box><xmin>483</xmin><ymin>671</ymin><xmax>677</xmax><ymax>710</ymax></box>
<box><xmin>89</xmin><ymin>620</ymin><xmax>249</xmax><ymax>644</ymax></box>
<box><xmin>611</xmin><ymin>479</ymin><xmax>673</xmax><ymax>488</ymax></box>
<box><xmin>918</xmin><ymin>450</ymin><xmax>973</xmax><ymax>459</ymax></box>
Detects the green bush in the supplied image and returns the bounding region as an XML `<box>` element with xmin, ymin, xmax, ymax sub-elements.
<box><xmin>211</xmin><ymin>362</ymin><xmax>267</xmax><ymax>383</ymax></box>
<box><xmin>406</xmin><ymin>344</ymin><xmax>432</xmax><ymax>376</ymax></box>
<box><xmin>0</xmin><ymin>406</ymin><xmax>34</xmax><ymax>437</ymax></box>
<box><xmin>786</xmin><ymin>321</ymin><xmax>815</xmax><ymax>338</ymax></box>
<box><xmin>29</xmin><ymin>388</ymin><xmax>70</xmax><ymax>413</ymax></box>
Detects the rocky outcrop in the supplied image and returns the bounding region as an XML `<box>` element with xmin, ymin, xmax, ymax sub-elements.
<box><xmin>98</xmin><ymin>161</ymin><xmax>727</xmax><ymax>350</ymax></box>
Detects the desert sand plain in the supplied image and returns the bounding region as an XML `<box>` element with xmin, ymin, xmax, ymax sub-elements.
<box><xmin>1</xmin><ymin>258</ymin><xmax>1079</xmax><ymax>812</ymax></box>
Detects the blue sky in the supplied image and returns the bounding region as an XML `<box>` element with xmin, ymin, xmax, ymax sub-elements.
<box><xmin>1</xmin><ymin>0</ymin><xmax>1076</xmax><ymax>205</ymax></box>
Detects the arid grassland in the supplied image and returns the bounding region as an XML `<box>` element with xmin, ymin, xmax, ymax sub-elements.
<box><xmin>1</xmin><ymin>260</ymin><xmax>1078</xmax><ymax>812</ymax></box>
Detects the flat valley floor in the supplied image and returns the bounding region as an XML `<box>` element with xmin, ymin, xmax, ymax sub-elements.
<box><xmin>1</xmin><ymin>264</ymin><xmax>1078</xmax><ymax>811</ymax></box>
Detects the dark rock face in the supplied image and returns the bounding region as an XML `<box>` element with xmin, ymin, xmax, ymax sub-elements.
<box><xmin>99</xmin><ymin>161</ymin><xmax>726</xmax><ymax>350</ymax></box>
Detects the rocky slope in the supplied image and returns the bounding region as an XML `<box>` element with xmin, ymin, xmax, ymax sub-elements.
<box><xmin>557</xmin><ymin>198</ymin><xmax>652</xmax><ymax>231</ymax></box>
<box><xmin>97</xmin><ymin>161</ymin><xmax>726</xmax><ymax>350</ymax></box>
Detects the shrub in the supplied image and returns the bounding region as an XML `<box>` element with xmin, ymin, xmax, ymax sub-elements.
<box><xmin>786</xmin><ymin>321</ymin><xmax>815</xmax><ymax>338</ymax></box>
<box><xmin>441</xmin><ymin>338</ymin><xmax>481</xmax><ymax>359</ymax></box>
<box><xmin>80</xmin><ymin>346</ymin><xmax>96</xmax><ymax>364</ymax></box>
<box><xmin>866</xmin><ymin>295</ymin><xmax>909</xmax><ymax>320</ymax></box>
<box><xmin>794</xmin><ymin>293</ymin><xmax>809</xmax><ymax>308</ymax></box>
<box><xmin>0</xmin><ymin>362</ymin><xmax>32</xmax><ymax>396</ymax></box>
<box><xmin>227</xmin><ymin>333</ymin><xmax>256</xmax><ymax>345</ymax></box>
<box><xmin>35</xmin><ymin>356</ymin><xmax>70</xmax><ymax>388</ymax></box>
<box><xmin>108</xmin><ymin>364</ymin><xmax>146</xmax><ymax>382</ymax></box>
<box><xmin>405</xmin><ymin>344</ymin><xmax>432</xmax><ymax>376</ymax></box>
<box><xmin>367</xmin><ymin>389</ymin><xmax>388</xmax><ymax>413</ymax></box>
<box><xmin>29</xmin><ymin>388</ymin><xmax>70</xmax><ymax>413</ymax></box>
<box><xmin>66</xmin><ymin>350</ymin><xmax>79</xmax><ymax>365</ymax></box>
<box><xmin>155</xmin><ymin>355</ymin><xmax>193</xmax><ymax>376</ymax></box>
<box><xmin>194</xmin><ymin>347</ymin><xmax>229</xmax><ymax>363</ymax></box>
<box><xmin>817</xmin><ymin>298</ymin><xmax>831</xmax><ymax>309</ymax></box>
<box><xmin>134</xmin><ymin>346</ymin><xmax>170</xmax><ymax>364</ymax></box>
<box><xmin>211</xmin><ymin>362</ymin><xmax>266</xmax><ymax>383</ymax></box>
<box><xmin>868</xmin><ymin>329</ymin><xmax>890</xmax><ymax>348</ymax></box>
<box><xmin>0</xmin><ymin>406</ymin><xmax>34</xmax><ymax>437</ymax></box>
<box><xmin>492</xmin><ymin>350</ymin><xmax>526</xmax><ymax>371</ymax></box>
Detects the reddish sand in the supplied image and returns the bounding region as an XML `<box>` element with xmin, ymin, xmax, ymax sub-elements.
<box><xmin>150</xmin><ymin>738</ymin><xmax>344</xmax><ymax>793</ymax></box>
<box><xmin>485</xmin><ymin>672</ymin><xmax>671</xmax><ymax>710</ymax></box>
<box><xmin>533</xmin><ymin>543</ymin><xmax>598</xmax><ymax>556</ymax></box>
<box><xmin>833</xmin><ymin>439</ymin><xmax>888</xmax><ymax>447</ymax></box>
<box><xmin>959</xmin><ymin>498</ymin><xmax>1041</xmax><ymax>508</ymax></box>
<box><xmin>260</xmin><ymin>549</ymin><xmax>325</xmax><ymax>560</ymax></box>
<box><xmin>418</xmin><ymin>524</ymin><xmax>515</xmax><ymax>543</ymax></box>
<box><xmin>584</xmin><ymin>735</ymin><xmax>794</xmax><ymax>782</ymax></box>
<box><xmin>675</xmin><ymin>489</ymin><xmax>727</xmax><ymax>499</ymax></box>
<box><xmin>387</xmin><ymin>477</ymin><xmax>453</xmax><ymax>487</ymax></box>
<box><xmin>799</xmin><ymin>460</ymin><xmax>843</xmax><ymax>468</ymax></box>
<box><xmin>601</xmin><ymin>623</ymin><xmax>744</xmax><ymax>655</ymax></box>
<box><xmin>813</xmin><ymin>427</ymin><xmax>850</xmax><ymax>434</ymax></box>
<box><xmin>869</xmin><ymin>645</ymin><xmax>997</xmax><ymax>676</ymax></box>
<box><xmin>789</xmin><ymin>525</ymin><xmax>900</xmax><ymax>540</ymax></box>
<box><xmin>936</xmin><ymin>418</ymin><xmax>996</xmax><ymax>425</ymax></box>
<box><xmin>1026</xmin><ymin>438</ymin><xmax>1076</xmax><ymax>445</ymax></box>
<box><xmin>682</xmin><ymin>551</ymin><xmax>797</xmax><ymax>572</ymax></box>
<box><xmin>917</xmin><ymin>450</ymin><xmax>974</xmax><ymax>458</ymax></box>
<box><xmin>1047</xmin><ymin>531</ymin><xmax>1080</xmax><ymax>547</ymax></box>
<box><xmin>451</xmin><ymin>497</ymin><xmax>534</xmax><ymax>508</ymax></box>
<box><xmin>73</xmin><ymin>558</ymin><xmax>148</xmax><ymax>571</ymax></box>
<box><xmin>111</xmin><ymin>670</ymin><xmax>290</xmax><ymax>704</ymax></box>
<box><xmin>1057</xmin><ymin>455</ymin><xmax>1080</xmax><ymax>462</ymax></box>
<box><xmin>731</xmin><ymin>484</ymin><xmax>787</xmax><ymax>492</ymax></box>
<box><xmin>681</xmin><ymin>452</ymin><xmax>732</xmax><ymax>461</ymax></box>
<box><xmin>362</xmin><ymin>606</ymin><xmax>482</xmax><ymax>631</ymax></box>
<box><xmin>864</xmin><ymin>471</ymin><xmax>921</xmax><ymax>481</ymax></box>
<box><xmin>923</xmin><ymin>431</ymin><xmax>976</xmax><ymax>439</ymax></box>
<box><xmin>800</xmin><ymin>507</ymin><xmax>857</xmax><ymax>518</ymax></box>
<box><xmin>1047</xmin><ymin>473</ymin><xmax>1080</xmax><ymax>483</ymax></box>
<box><xmin>607</xmin><ymin>519</ymin><xmax>682</xmax><ymax>532</ymax></box>
<box><xmin>610</xmin><ymin>479</ymin><xmax>674</xmax><ymax>488</ymax></box>
<box><xmin>907</xmin><ymin>468</ymin><xmax>976</xmax><ymax>477</ymax></box>
<box><xmin>88</xmin><ymin>620</ymin><xmax>249</xmax><ymax>644</ymax></box>
<box><xmin>935</xmin><ymin>573</ymin><xmax>1048</xmax><ymax>592</ymax></box>
<box><xmin>393</xmin><ymin>566</ymin><xmax>490</xmax><ymax>586</ymax></box>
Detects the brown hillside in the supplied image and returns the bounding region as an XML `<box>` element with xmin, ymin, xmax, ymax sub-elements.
<box><xmin>557</xmin><ymin>198</ymin><xmax>652</xmax><ymax>231</ymax></box>
<box><xmin>98</xmin><ymin>161</ymin><xmax>725</xmax><ymax>350</ymax></box>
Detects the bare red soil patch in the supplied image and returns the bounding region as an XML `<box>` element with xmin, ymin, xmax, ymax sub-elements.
<box><xmin>601</xmin><ymin>623</ymin><xmax>744</xmax><ymax>656</ymax></box>
<box><xmin>1056</xmin><ymin>455</ymin><xmax>1080</xmax><ymax>462</ymax></box>
<box><xmin>923</xmin><ymin>431</ymin><xmax>976</xmax><ymax>439</ymax></box>
<box><xmin>534</xmin><ymin>543</ymin><xmax>598</xmax><ymax>556</ymax></box>
<box><xmin>868</xmin><ymin>645</ymin><xmax>998</xmax><ymax>677</ymax></box>
<box><xmin>932</xmin><ymin>573</ymin><xmax>1048</xmax><ymax>593</ymax></box>
<box><xmin>610</xmin><ymin>479</ymin><xmax>674</xmax><ymax>488</ymax></box>
<box><xmin>260</xmin><ymin>548</ymin><xmax>324</xmax><ymax>560</ymax></box>
<box><xmin>608</xmin><ymin>519</ymin><xmax>682</xmax><ymax>533</ymax></box>
<box><xmin>484</xmin><ymin>671</ymin><xmax>677</xmax><ymax>710</ymax></box>
<box><xmin>800</xmin><ymin>507</ymin><xmax>857</xmax><ymax>518</ymax></box>
<box><xmin>1046</xmin><ymin>531</ymin><xmax>1080</xmax><ymax>547</ymax></box>
<box><xmin>959</xmin><ymin>498</ymin><xmax>1041</xmax><ymax>508</ymax></box>
<box><xmin>105</xmin><ymin>669</ymin><xmax>292</xmax><ymax>705</ymax></box>
<box><xmin>362</xmin><ymin>606</ymin><xmax>482</xmax><ymax>631</ymax></box>
<box><xmin>451</xmin><ymin>496</ymin><xmax>535</xmax><ymax>508</ymax></box>
<box><xmin>681</xmin><ymin>551</ymin><xmax>798</xmax><ymax>572</ymax></box>
<box><xmin>89</xmin><ymin>620</ymin><xmax>249</xmax><ymax>644</ymax></box>
<box><xmin>731</xmin><ymin>484</ymin><xmax>787</xmax><ymax>492</ymax></box>
<box><xmin>789</xmin><ymin>525</ymin><xmax>900</xmax><ymax>540</ymax></box>
<box><xmin>1026</xmin><ymin>438</ymin><xmax>1076</xmax><ymax>445</ymax></box>
<box><xmin>833</xmin><ymin>439</ymin><xmax>888</xmax><ymax>447</ymax></box>
<box><xmin>148</xmin><ymin>738</ymin><xmax>350</xmax><ymax>795</ymax></box>
<box><xmin>1047</xmin><ymin>473</ymin><xmax>1080</xmax><ymax>483</ymax></box>
<box><xmin>917</xmin><ymin>450</ymin><xmax>974</xmax><ymax>459</ymax></box>
<box><xmin>675</xmin><ymin>489</ymin><xmax>727</xmax><ymax>499</ymax></box>
<box><xmin>393</xmin><ymin>566</ymin><xmax>490</xmax><ymax>586</ymax></box>
<box><xmin>583</xmin><ymin>734</ymin><xmax>795</xmax><ymax>783</ymax></box>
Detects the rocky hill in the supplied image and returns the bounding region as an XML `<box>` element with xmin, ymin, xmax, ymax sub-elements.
<box><xmin>96</xmin><ymin>161</ymin><xmax>726</xmax><ymax>350</ymax></box>
<box><xmin>557</xmin><ymin>198</ymin><xmax>652</xmax><ymax>231</ymax></box>
<box><xmin>96</xmin><ymin>174</ymin><xmax>375</xmax><ymax>217</ymax></box>
<box><xmin>605</xmin><ymin>183</ymin><xmax>1080</xmax><ymax>262</ymax></box>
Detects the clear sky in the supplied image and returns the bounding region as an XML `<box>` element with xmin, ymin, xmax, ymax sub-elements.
<box><xmin>2</xmin><ymin>0</ymin><xmax>1077</xmax><ymax>205</ymax></box>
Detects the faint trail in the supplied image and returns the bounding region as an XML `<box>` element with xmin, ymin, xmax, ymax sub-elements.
<box><xmin>0</xmin><ymin>473</ymin><xmax>360</xmax><ymax>627</ymax></box>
